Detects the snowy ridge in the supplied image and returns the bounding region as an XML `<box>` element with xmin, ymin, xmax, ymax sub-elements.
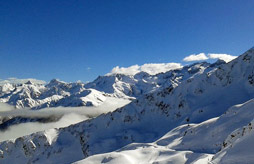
<box><xmin>85</xmin><ymin>61</ymin><xmax>217</xmax><ymax>98</ymax></box>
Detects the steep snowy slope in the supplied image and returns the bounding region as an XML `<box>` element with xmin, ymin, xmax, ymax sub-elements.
<box><xmin>211</xmin><ymin>119</ymin><xmax>254</xmax><ymax>163</ymax></box>
<box><xmin>0</xmin><ymin>47</ymin><xmax>253</xmax><ymax>163</ymax></box>
<box><xmin>74</xmin><ymin>99</ymin><xmax>254</xmax><ymax>164</ymax></box>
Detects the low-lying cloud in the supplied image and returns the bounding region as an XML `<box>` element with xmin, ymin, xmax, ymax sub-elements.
<box><xmin>108</xmin><ymin>63</ymin><xmax>182</xmax><ymax>76</ymax></box>
<box><xmin>183</xmin><ymin>53</ymin><xmax>237</xmax><ymax>63</ymax></box>
<box><xmin>0</xmin><ymin>113</ymin><xmax>88</xmax><ymax>142</ymax></box>
<box><xmin>0</xmin><ymin>103</ymin><xmax>15</xmax><ymax>112</ymax></box>
<box><xmin>0</xmin><ymin>98</ymin><xmax>130</xmax><ymax>142</ymax></box>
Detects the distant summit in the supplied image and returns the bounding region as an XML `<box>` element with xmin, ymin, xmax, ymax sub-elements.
<box><xmin>24</xmin><ymin>80</ymin><xmax>33</xmax><ymax>85</ymax></box>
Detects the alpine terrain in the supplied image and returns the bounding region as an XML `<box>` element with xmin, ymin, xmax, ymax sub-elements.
<box><xmin>0</xmin><ymin>47</ymin><xmax>254</xmax><ymax>164</ymax></box>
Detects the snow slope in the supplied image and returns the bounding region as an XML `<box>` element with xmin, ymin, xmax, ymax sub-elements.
<box><xmin>74</xmin><ymin>144</ymin><xmax>213</xmax><ymax>164</ymax></box>
<box><xmin>211</xmin><ymin>119</ymin><xmax>254</xmax><ymax>163</ymax></box>
<box><xmin>74</xmin><ymin>98</ymin><xmax>254</xmax><ymax>164</ymax></box>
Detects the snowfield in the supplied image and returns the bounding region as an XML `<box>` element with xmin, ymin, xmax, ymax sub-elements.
<box><xmin>74</xmin><ymin>144</ymin><xmax>213</xmax><ymax>164</ymax></box>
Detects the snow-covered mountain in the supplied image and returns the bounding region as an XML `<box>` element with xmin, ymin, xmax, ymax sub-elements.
<box><xmin>85</xmin><ymin>61</ymin><xmax>222</xmax><ymax>98</ymax></box>
<box><xmin>0</xmin><ymin>61</ymin><xmax>220</xmax><ymax>109</ymax></box>
<box><xmin>0</xmin><ymin>79</ymin><xmax>108</xmax><ymax>109</ymax></box>
<box><xmin>0</xmin><ymin>57</ymin><xmax>222</xmax><ymax>144</ymax></box>
<box><xmin>0</xmin><ymin>47</ymin><xmax>254</xmax><ymax>163</ymax></box>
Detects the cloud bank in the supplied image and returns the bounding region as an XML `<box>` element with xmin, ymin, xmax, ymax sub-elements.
<box><xmin>183</xmin><ymin>53</ymin><xmax>237</xmax><ymax>63</ymax></box>
<box><xmin>0</xmin><ymin>97</ymin><xmax>130</xmax><ymax>142</ymax></box>
<box><xmin>108</xmin><ymin>63</ymin><xmax>182</xmax><ymax>76</ymax></box>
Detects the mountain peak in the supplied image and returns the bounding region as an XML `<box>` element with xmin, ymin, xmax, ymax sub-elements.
<box><xmin>210</xmin><ymin>59</ymin><xmax>226</xmax><ymax>67</ymax></box>
<box><xmin>47</xmin><ymin>79</ymin><xmax>66</xmax><ymax>86</ymax></box>
<box><xmin>24</xmin><ymin>80</ymin><xmax>33</xmax><ymax>85</ymax></box>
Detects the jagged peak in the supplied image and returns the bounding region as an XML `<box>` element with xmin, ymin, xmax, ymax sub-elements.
<box><xmin>47</xmin><ymin>79</ymin><xmax>66</xmax><ymax>86</ymax></box>
<box><xmin>210</xmin><ymin>59</ymin><xmax>226</xmax><ymax>67</ymax></box>
<box><xmin>134</xmin><ymin>71</ymin><xmax>150</xmax><ymax>78</ymax></box>
<box><xmin>24</xmin><ymin>80</ymin><xmax>33</xmax><ymax>85</ymax></box>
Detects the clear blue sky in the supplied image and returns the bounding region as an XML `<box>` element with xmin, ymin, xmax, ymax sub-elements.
<box><xmin>1</xmin><ymin>0</ymin><xmax>254</xmax><ymax>82</ymax></box>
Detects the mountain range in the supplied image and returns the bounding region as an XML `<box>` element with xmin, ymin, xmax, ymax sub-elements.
<box><xmin>0</xmin><ymin>47</ymin><xmax>254</xmax><ymax>164</ymax></box>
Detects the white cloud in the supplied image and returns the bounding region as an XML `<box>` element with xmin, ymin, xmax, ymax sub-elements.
<box><xmin>183</xmin><ymin>53</ymin><xmax>208</xmax><ymax>62</ymax></box>
<box><xmin>109</xmin><ymin>65</ymin><xmax>140</xmax><ymax>75</ymax></box>
<box><xmin>208</xmin><ymin>53</ymin><xmax>237</xmax><ymax>63</ymax></box>
<box><xmin>108</xmin><ymin>63</ymin><xmax>183</xmax><ymax>76</ymax></box>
